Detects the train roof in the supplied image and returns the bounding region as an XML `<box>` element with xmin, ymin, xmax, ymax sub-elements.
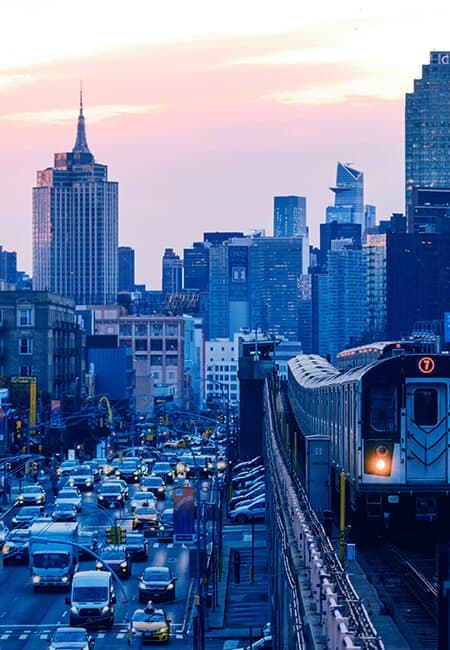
<box><xmin>289</xmin><ymin>352</ymin><xmax>450</xmax><ymax>388</ymax></box>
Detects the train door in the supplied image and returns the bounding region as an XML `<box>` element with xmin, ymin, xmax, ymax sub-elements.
<box><xmin>405</xmin><ymin>381</ymin><xmax>448</xmax><ymax>482</ymax></box>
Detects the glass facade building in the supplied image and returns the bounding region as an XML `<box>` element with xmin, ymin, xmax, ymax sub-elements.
<box><xmin>32</xmin><ymin>98</ymin><xmax>118</xmax><ymax>305</ymax></box>
<box><xmin>327</xmin><ymin>162</ymin><xmax>364</xmax><ymax>227</ymax></box>
<box><xmin>273</xmin><ymin>196</ymin><xmax>307</xmax><ymax>237</ymax></box>
<box><xmin>405</xmin><ymin>52</ymin><xmax>450</xmax><ymax>208</ymax></box>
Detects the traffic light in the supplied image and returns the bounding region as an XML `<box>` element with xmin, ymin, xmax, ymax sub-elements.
<box><xmin>106</xmin><ymin>526</ymin><xmax>118</xmax><ymax>544</ymax></box>
<box><xmin>118</xmin><ymin>527</ymin><xmax>127</xmax><ymax>544</ymax></box>
<box><xmin>218</xmin><ymin>414</ymin><xmax>225</xmax><ymax>423</ymax></box>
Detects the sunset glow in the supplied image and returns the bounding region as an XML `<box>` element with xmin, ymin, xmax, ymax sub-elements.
<box><xmin>0</xmin><ymin>0</ymin><xmax>449</xmax><ymax>285</ymax></box>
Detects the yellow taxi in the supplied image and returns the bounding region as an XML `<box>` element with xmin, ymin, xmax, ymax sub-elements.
<box><xmin>128</xmin><ymin>603</ymin><xmax>171</xmax><ymax>644</ymax></box>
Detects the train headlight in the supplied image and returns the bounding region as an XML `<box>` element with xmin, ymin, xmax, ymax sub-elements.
<box><xmin>364</xmin><ymin>441</ymin><xmax>393</xmax><ymax>476</ymax></box>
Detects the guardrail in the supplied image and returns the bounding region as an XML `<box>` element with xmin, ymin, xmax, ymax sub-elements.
<box><xmin>264</xmin><ymin>382</ymin><xmax>384</xmax><ymax>650</ymax></box>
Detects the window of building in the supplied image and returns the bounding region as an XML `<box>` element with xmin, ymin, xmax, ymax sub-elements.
<box><xmin>166</xmin><ymin>355</ymin><xmax>178</xmax><ymax>366</ymax></box>
<box><xmin>168</xmin><ymin>371</ymin><xmax>176</xmax><ymax>380</ymax></box>
<box><xmin>18</xmin><ymin>337</ymin><xmax>32</xmax><ymax>354</ymax></box>
<box><xmin>166</xmin><ymin>323</ymin><xmax>178</xmax><ymax>336</ymax></box>
<box><xmin>135</xmin><ymin>354</ymin><xmax>148</xmax><ymax>361</ymax></box>
<box><xmin>135</xmin><ymin>323</ymin><xmax>147</xmax><ymax>337</ymax></box>
<box><xmin>152</xmin><ymin>372</ymin><xmax>160</xmax><ymax>380</ymax></box>
<box><xmin>19</xmin><ymin>365</ymin><xmax>32</xmax><ymax>377</ymax></box>
<box><xmin>231</xmin><ymin>383</ymin><xmax>237</xmax><ymax>390</ymax></box>
<box><xmin>17</xmin><ymin>307</ymin><xmax>33</xmax><ymax>327</ymax></box>
<box><xmin>150</xmin><ymin>355</ymin><xmax>163</xmax><ymax>366</ymax></box>
<box><xmin>230</xmin><ymin>393</ymin><xmax>237</xmax><ymax>400</ymax></box>
<box><xmin>230</xmin><ymin>365</ymin><xmax>237</xmax><ymax>371</ymax></box>
<box><xmin>224</xmin><ymin>375</ymin><xmax>229</xmax><ymax>381</ymax></box>
<box><xmin>151</xmin><ymin>323</ymin><xmax>163</xmax><ymax>336</ymax></box>
<box><xmin>151</xmin><ymin>339</ymin><xmax>163</xmax><ymax>351</ymax></box>
<box><xmin>166</xmin><ymin>339</ymin><xmax>178</xmax><ymax>351</ymax></box>
<box><xmin>224</xmin><ymin>365</ymin><xmax>229</xmax><ymax>371</ymax></box>
<box><xmin>135</xmin><ymin>340</ymin><xmax>148</xmax><ymax>352</ymax></box>
<box><xmin>119</xmin><ymin>322</ymin><xmax>132</xmax><ymax>336</ymax></box>
<box><xmin>120</xmin><ymin>339</ymin><xmax>132</xmax><ymax>348</ymax></box>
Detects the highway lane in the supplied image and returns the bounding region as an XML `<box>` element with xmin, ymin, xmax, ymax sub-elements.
<box><xmin>0</xmin><ymin>477</ymin><xmax>200</xmax><ymax>648</ymax></box>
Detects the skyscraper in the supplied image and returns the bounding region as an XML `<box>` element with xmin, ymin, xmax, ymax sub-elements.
<box><xmin>405</xmin><ymin>52</ymin><xmax>450</xmax><ymax>208</ymax></box>
<box><xmin>273</xmin><ymin>196</ymin><xmax>307</xmax><ymax>237</ymax></box>
<box><xmin>162</xmin><ymin>248</ymin><xmax>182</xmax><ymax>297</ymax></box>
<box><xmin>118</xmin><ymin>246</ymin><xmax>135</xmax><ymax>292</ymax></box>
<box><xmin>32</xmin><ymin>93</ymin><xmax>118</xmax><ymax>305</ymax></box>
<box><xmin>326</xmin><ymin>162</ymin><xmax>364</xmax><ymax>227</ymax></box>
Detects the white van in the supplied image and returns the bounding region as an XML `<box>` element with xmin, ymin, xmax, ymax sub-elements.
<box><xmin>66</xmin><ymin>570</ymin><xmax>115</xmax><ymax>628</ymax></box>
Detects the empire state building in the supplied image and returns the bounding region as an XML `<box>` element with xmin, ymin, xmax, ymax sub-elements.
<box><xmin>32</xmin><ymin>95</ymin><xmax>118</xmax><ymax>304</ymax></box>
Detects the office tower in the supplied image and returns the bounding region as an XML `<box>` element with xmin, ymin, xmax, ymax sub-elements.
<box><xmin>184</xmin><ymin>242</ymin><xmax>209</xmax><ymax>292</ymax></box>
<box><xmin>405</xmin><ymin>52</ymin><xmax>450</xmax><ymax>208</ymax></box>
<box><xmin>118</xmin><ymin>246</ymin><xmax>135</xmax><ymax>292</ymax></box>
<box><xmin>32</xmin><ymin>94</ymin><xmax>118</xmax><ymax>304</ymax></box>
<box><xmin>162</xmin><ymin>248</ymin><xmax>182</xmax><ymax>296</ymax></box>
<box><xmin>364</xmin><ymin>234</ymin><xmax>386</xmax><ymax>341</ymax></box>
<box><xmin>319</xmin><ymin>222</ymin><xmax>361</xmax><ymax>269</ymax></box>
<box><xmin>249</xmin><ymin>236</ymin><xmax>308</xmax><ymax>341</ymax></box>
<box><xmin>407</xmin><ymin>187</ymin><xmax>450</xmax><ymax>234</ymax></box>
<box><xmin>204</xmin><ymin>232</ymin><xmax>244</xmax><ymax>246</ymax></box>
<box><xmin>364</xmin><ymin>204</ymin><xmax>376</xmax><ymax>232</ymax></box>
<box><xmin>0</xmin><ymin>247</ymin><xmax>17</xmax><ymax>284</ymax></box>
<box><xmin>322</xmin><ymin>243</ymin><xmax>366</xmax><ymax>361</ymax></box>
<box><xmin>326</xmin><ymin>162</ymin><xmax>364</xmax><ymax>226</ymax></box>
<box><xmin>386</xmin><ymin>233</ymin><xmax>450</xmax><ymax>339</ymax></box>
<box><xmin>273</xmin><ymin>196</ymin><xmax>307</xmax><ymax>237</ymax></box>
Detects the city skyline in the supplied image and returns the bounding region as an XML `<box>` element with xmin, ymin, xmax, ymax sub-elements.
<box><xmin>0</xmin><ymin>2</ymin><xmax>449</xmax><ymax>286</ymax></box>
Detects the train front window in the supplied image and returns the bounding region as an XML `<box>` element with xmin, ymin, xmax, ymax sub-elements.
<box><xmin>369</xmin><ymin>386</ymin><xmax>396</xmax><ymax>433</ymax></box>
<box><xmin>414</xmin><ymin>389</ymin><xmax>438</xmax><ymax>426</ymax></box>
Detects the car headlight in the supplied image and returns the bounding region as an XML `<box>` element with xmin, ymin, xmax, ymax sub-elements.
<box><xmin>98</xmin><ymin>495</ymin><xmax>104</xmax><ymax>500</ymax></box>
<box><xmin>85</xmin><ymin>479</ymin><xmax>92</xmax><ymax>486</ymax></box>
<box><xmin>167</xmin><ymin>583</ymin><xmax>174</xmax><ymax>590</ymax></box>
<box><xmin>101</xmin><ymin>605</ymin><xmax>111</xmax><ymax>613</ymax></box>
<box><xmin>157</xmin><ymin>626</ymin><xmax>168</xmax><ymax>633</ymax></box>
<box><xmin>68</xmin><ymin>479</ymin><xmax>75</xmax><ymax>486</ymax></box>
<box><xmin>32</xmin><ymin>575</ymin><xmax>41</xmax><ymax>583</ymax></box>
<box><xmin>49</xmin><ymin>644</ymin><xmax>57</xmax><ymax>650</ymax></box>
<box><xmin>82</xmin><ymin>645</ymin><xmax>89</xmax><ymax>650</ymax></box>
<box><xmin>96</xmin><ymin>561</ymin><xmax>103</xmax><ymax>569</ymax></box>
<box><xmin>120</xmin><ymin>561</ymin><xmax>127</xmax><ymax>568</ymax></box>
<box><xmin>158</xmin><ymin>487</ymin><xmax>164</xmax><ymax>492</ymax></box>
<box><xmin>2</xmin><ymin>546</ymin><xmax>10</xmax><ymax>554</ymax></box>
<box><xmin>139</xmin><ymin>581</ymin><xmax>146</xmax><ymax>588</ymax></box>
<box><xmin>132</xmin><ymin>628</ymin><xmax>143</xmax><ymax>637</ymax></box>
<box><xmin>70</xmin><ymin>606</ymin><xmax>79</xmax><ymax>614</ymax></box>
<box><xmin>61</xmin><ymin>576</ymin><xmax>69</xmax><ymax>583</ymax></box>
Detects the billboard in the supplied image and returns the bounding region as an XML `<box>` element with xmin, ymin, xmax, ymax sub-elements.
<box><xmin>173</xmin><ymin>486</ymin><xmax>195</xmax><ymax>542</ymax></box>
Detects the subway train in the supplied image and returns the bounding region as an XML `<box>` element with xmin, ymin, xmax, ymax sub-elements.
<box><xmin>287</xmin><ymin>352</ymin><xmax>450</xmax><ymax>534</ymax></box>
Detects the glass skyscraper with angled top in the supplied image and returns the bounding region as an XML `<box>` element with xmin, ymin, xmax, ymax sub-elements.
<box><xmin>326</xmin><ymin>162</ymin><xmax>364</xmax><ymax>227</ymax></box>
<box><xmin>32</xmin><ymin>94</ymin><xmax>118</xmax><ymax>305</ymax></box>
<box><xmin>405</xmin><ymin>51</ymin><xmax>450</xmax><ymax>209</ymax></box>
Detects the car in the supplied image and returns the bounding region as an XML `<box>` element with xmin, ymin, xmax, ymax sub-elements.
<box><xmin>229</xmin><ymin>493</ymin><xmax>265</xmax><ymax>514</ymax></box>
<box><xmin>130</xmin><ymin>491</ymin><xmax>156</xmax><ymax>513</ymax></box>
<box><xmin>140</xmin><ymin>476</ymin><xmax>166</xmax><ymax>499</ymax></box>
<box><xmin>56</xmin><ymin>460</ymin><xmax>79</xmax><ymax>477</ymax></box>
<box><xmin>68</xmin><ymin>466</ymin><xmax>95</xmax><ymax>491</ymax></box>
<box><xmin>151</xmin><ymin>462</ymin><xmax>174</xmax><ymax>484</ymax></box>
<box><xmin>128</xmin><ymin>603</ymin><xmax>171</xmax><ymax>644</ymax></box>
<box><xmin>125</xmin><ymin>532</ymin><xmax>149</xmax><ymax>562</ymax></box>
<box><xmin>233</xmin><ymin>477</ymin><xmax>265</xmax><ymax>498</ymax></box>
<box><xmin>157</xmin><ymin>508</ymin><xmax>174</xmax><ymax>540</ymax></box>
<box><xmin>82</xmin><ymin>461</ymin><xmax>101</xmax><ymax>482</ymax></box>
<box><xmin>0</xmin><ymin>520</ymin><xmax>9</xmax><ymax>544</ymax></box>
<box><xmin>232</xmin><ymin>473</ymin><xmax>265</xmax><ymax>493</ymax></box>
<box><xmin>51</xmin><ymin>503</ymin><xmax>77</xmax><ymax>522</ymax></box>
<box><xmin>97</xmin><ymin>483</ymin><xmax>125</xmax><ymax>509</ymax></box>
<box><xmin>11</xmin><ymin>505</ymin><xmax>43</xmax><ymax>527</ymax></box>
<box><xmin>2</xmin><ymin>528</ymin><xmax>30</xmax><ymax>564</ymax></box>
<box><xmin>229</xmin><ymin>484</ymin><xmax>265</xmax><ymax>509</ymax></box>
<box><xmin>96</xmin><ymin>545</ymin><xmax>131</xmax><ymax>578</ymax></box>
<box><xmin>48</xmin><ymin>625</ymin><xmax>94</xmax><ymax>649</ymax></box>
<box><xmin>102</xmin><ymin>478</ymin><xmax>129</xmax><ymax>498</ymax></box>
<box><xmin>232</xmin><ymin>456</ymin><xmax>263</xmax><ymax>475</ymax></box>
<box><xmin>77</xmin><ymin>529</ymin><xmax>99</xmax><ymax>558</ymax></box>
<box><xmin>236</xmin><ymin>636</ymin><xmax>272</xmax><ymax>650</ymax></box>
<box><xmin>138</xmin><ymin>566</ymin><xmax>177</xmax><ymax>602</ymax></box>
<box><xmin>115</xmin><ymin>459</ymin><xmax>146</xmax><ymax>483</ymax></box>
<box><xmin>228</xmin><ymin>499</ymin><xmax>266</xmax><ymax>524</ymax></box>
<box><xmin>55</xmin><ymin>487</ymin><xmax>83</xmax><ymax>512</ymax></box>
<box><xmin>133</xmin><ymin>506</ymin><xmax>159</xmax><ymax>531</ymax></box>
<box><xmin>17</xmin><ymin>484</ymin><xmax>46</xmax><ymax>506</ymax></box>
<box><xmin>231</xmin><ymin>466</ymin><xmax>265</xmax><ymax>487</ymax></box>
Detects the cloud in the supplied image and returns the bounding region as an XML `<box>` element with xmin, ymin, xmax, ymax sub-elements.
<box><xmin>1</xmin><ymin>103</ymin><xmax>166</xmax><ymax>124</ymax></box>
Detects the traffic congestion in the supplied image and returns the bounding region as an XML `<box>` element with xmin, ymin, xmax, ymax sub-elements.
<box><xmin>0</xmin><ymin>423</ymin><xmax>270</xmax><ymax>649</ymax></box>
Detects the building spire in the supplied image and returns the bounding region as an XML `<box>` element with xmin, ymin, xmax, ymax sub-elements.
<box><xmin>73</xmin><ymin>83</ymin><xmax>91</xmax><ymax>155</ymax></box>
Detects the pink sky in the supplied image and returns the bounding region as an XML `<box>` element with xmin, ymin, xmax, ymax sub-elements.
<box><xmin>0</xmin><ymin>2</ymin><xmax>448</xmax><ymax>287</ymax></box>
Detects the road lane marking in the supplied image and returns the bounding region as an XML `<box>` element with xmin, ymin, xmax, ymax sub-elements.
<box><xmin>0</xmin><ymin>634</ymin><xmax>9</xmax><ymax>639</ymax></box>
<box><xmin>19</xmin><ymin>634</ymin><xmax>28</xmax><ymax>639</ymax></box>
